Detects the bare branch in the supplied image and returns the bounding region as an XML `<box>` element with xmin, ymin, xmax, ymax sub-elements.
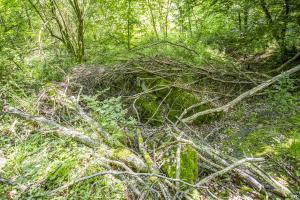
<box><xmin>182</xmin><ymin>64</ymin><xmax>300</xmax><ymax>123</ymax></box>
<box><xmin>195</xmin><ymin>158</ymin><xmax>264</xmax><ymax>186</ymax></box>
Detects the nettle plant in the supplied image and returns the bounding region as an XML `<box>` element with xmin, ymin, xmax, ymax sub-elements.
<box><xmin>269</xmin><ymin>74</ymin><xmax>296</xmax><ymax>114</ymax></box>
<box><xmin>82</xmin><ymin>94</ymin><xmax>136</xmax><ymax>130</ymax></box>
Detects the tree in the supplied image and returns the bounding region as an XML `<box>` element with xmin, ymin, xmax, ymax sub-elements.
<box><xmin>28</xmin><ymin>0</ymin><xmax>86</xmax><ymax>62</ymax></box>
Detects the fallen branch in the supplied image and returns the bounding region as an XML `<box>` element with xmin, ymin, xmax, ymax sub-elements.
<box><xmin>2</xmin><ymin>106</ymin><xmax>148</xmax><ymax>173</ymax></box>
<box><xmin>269</xmin><ymin>52</ymin><xmax>300</xmax><ymax>73</ymax></box>
<box><xmin>0</xmin><ymin>177</ymin><xmax>15</xmax><ymax>185</ymax></box>
<box><xmin>3</xmin><ymin>106</ymin><xmax>99</xmax><ymax>148</ymax></box>
<box><xmin>195</xmin><ymin>158</ymin><xmax>264</xmax><ymax>186</ymax></box>
<box><xmin>182</xmin><ymin>64</ymin><xmax>300</xmax><ymax>123</ymax></box>
<box><xmin>175</xmin><ymin>97</ymin><xmax>220</xmax><ymax>125</ymax></box>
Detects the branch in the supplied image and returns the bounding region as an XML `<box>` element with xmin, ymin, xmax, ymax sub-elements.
<box><xmin>0</xmin><ymin>177</ymin><xmax>14</xmax><ymax>185</ymax></box>
<box><xmin>195</xmin><ymin>158</ymin><xmax>264</xmax><ymax>186</ymax></box>
<box><xmin>269</xmin><ymin>52</ymin><xmax>300</xmax><ymax>73</ymax></box>
<box><xmin>182</xmin><ymin>64</ymin><xmax>300</xmax><ymax>123</ymax></box>
<box><xmin>175</xmin><ymin>97</ymin><xmax>220</xmax><ymax>125</ymax></box>
<box><xmin>3</xmin><ymin>106</ymin><xmax>98</xmax><ymax>148</ymax></box>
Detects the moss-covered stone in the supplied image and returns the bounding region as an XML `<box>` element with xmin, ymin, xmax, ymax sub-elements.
<box><xmin>136</xmin><ymin>76</ymin><xmax>220</xmax><ymax>126</ymax></box>
<box><xmin>179</xmin><ymin>145</ymin><xmax>199</xmax><ymax>184</ymax></box>
<box><xmin>163</xmin><ymin>145</ymin><xmax>199</xmax><ymax>190</ymax></box>
<box><xmin>113</xmin><ymin>148</ymin><xmax>147</xmax><ymax>171</ymax></box>
<box><xmin>136</xmin><ymin>94</ymin><xmax>164</xmax><ymax>125</ymax></box>
<box><xmin>166</xmin><ymin>89</ymin><xmax>216</xmax><ymax>125</ymax></box>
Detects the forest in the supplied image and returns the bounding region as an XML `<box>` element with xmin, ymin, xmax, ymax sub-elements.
<box><xmin>0</xmin><ymin>0</ymin><xmax>300</xmax><ymax>199</ymax></box>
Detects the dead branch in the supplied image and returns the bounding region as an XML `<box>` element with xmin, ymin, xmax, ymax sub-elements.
<box><xmin>3</xmin><ymin>106</ymin><xmax>99</xmax><ymax>148</ymax></box>
<box><xmin>269</xmin><ymin>52</ymin><xmax>300</xmax><ymax>73</ymax></box>
<box><xmin>195</xmin><ymin>158</ymin><xmax>264</xmax><ymax>186</ymax></box>
<box><xmin>3</xmin><ymin>106</ymin><xmax>148</xmax><ymax>172</ymax></box>
<box><xmin>175</xmin><ymin>97</ymin><xmax>220</xmax><ymax>125</ymax></box>
<box><xmin>0</xmin><ymin>177</ymin><xmax>14</xmax><ymax>185</ymax></box>
<box><xmin>182</xmin><ymin>64</ymin><xmax>300</xmax><ymax>123</ymax></box>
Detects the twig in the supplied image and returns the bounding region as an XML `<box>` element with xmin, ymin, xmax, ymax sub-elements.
<box><xmin>175</xmin><ymin>97</ymin><xmax>220</xmax><ymax>125</ymax></box>
<box><xmin>175</xmin><ymin>143</ymin><xmax>181</xmax><ymax>189</ymax></box>
<box><xmin>0</xmin><ymin>177</ymin><xmax>15</xmax><ymax>185</ymax></box>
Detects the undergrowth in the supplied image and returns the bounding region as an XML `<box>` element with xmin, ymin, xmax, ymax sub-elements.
<box><xmin>223</xmin><ymin>77</ymin><xmax>300</xmax><ymax>193</ymax></box>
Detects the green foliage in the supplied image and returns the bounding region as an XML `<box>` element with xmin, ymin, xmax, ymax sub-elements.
<box><xmin>0</xmin><ymin>134</ymin><xmax>127</xmax><ymax>199</ymax></box>
<box><xmin>1</xmin><ymin>0</ymin><xmax>300</xmax><ymax>198</ymax></box>
<box><xmin>269</xmin><ymin>75</ymin><xmax>296</xmax><ymax>114</ymax></box>
<box><xmin>83</xmin><ymin>95</ymin><xmax>136</xmax><ymax>129</ymax></box>
<box><xmin>82</xmin><ymin>95</ymin><xmax>136</xmax><ymax>145</ymax></box>
<box><xmin>225</xmin><ymin>88</ymin><xmax>300</xmax><ymax>192</ymax></box>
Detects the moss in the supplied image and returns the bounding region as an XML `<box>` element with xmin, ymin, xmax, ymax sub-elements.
<box><xmin>166</xmin><ymin>89</ymin><xmax>216</xmax><ymax>125</ymax></box>
<box><xmin>136</xmin><ymin>94</ymin><xmax>164</xmax><ymax>125</ymax></box>
<box><xmin>113</xmin><ymin>148</ymin><xmax>147</xmax><ymax>171</ymax></box>
<box><xmin>0</xmin><ymin>133</ymin><xmax>127</xmax><ymax>200</ymax></box>
<box><xmin>180</xmin><ymin>145</ymin><xmax>199</xmax><ymax>184</ymax></box>
<box><xmin>241</xmin><ymin>185</ymin><xmax>253</xmax><ymax>193</ymax></box>
<box><xmin>136</xmin><ymin>77</ymin><xmax>221</xmax><ymax>125</ymax></box>
<box><xmin>113</xmin><ymin>148</ymin><xmax>133</xmax><ymax>160</ymax></box>
<box><xmin>46</xmin><ymin>158</ymin><xmax>78</xmax><ymax>187</ymax></box>
<box><xmin>109</xmin><ymin>129</ymin><xmax>134</xmax><ymax>148</ymax></box>
<box><xmin>163</xmin><ymin>145</ymin><xmax>198</xmax><ymax>190</ymax></box>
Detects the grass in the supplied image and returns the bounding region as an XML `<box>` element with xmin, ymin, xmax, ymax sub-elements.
<box><xmin>0</xmin><ymin>132</ymin><xmax>127</xmax><ymax>199</ymax></box>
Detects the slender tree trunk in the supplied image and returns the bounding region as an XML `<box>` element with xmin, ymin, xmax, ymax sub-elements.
<box><xmin>164</xmin><ymin>0</ymin><xmax>171</xmax><ymax>38</ymax></box>
<box><xmin>260</xmin><ymin>0</ymin><xmax>288</xmax><ymax>57</ymax></box>
<box><xmin>146</xmin><ymin>0</ymin><xmax>159</xmax><ymax>39</ymax></box>
<box><xmin>243</xmin><ymin>7</ymin><xmax>248</xmax><ymax>32</ymax></box>
<box><xmin>238</xmin><ymin>11</ymin><xmax>242</xmax><ymax>34</ymax></box>
<box><xmin>187</xmin><ymin>3</ymin><xmax>193</xmax><ymax>37</ymax></box>
<box><xmin>28</xmin><ymin>0</ymin><xmax>85</xmax><ymax>62</ymax></box>
<box><xmin>127</xmin><ymin>0</ymin><xmax>131</xmax><ymax>49</ymax></box>
<box><xmin>70</xmin><ymin>0</ymin><xmax>85</xmax><ymax>62</ymax></box>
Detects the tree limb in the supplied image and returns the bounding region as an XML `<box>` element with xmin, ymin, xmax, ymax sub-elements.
<box><xmin>182</xmin><ymin>64</ymin><xmax>300</xmax><ymax>123</ymax></box>
<box><xmin>3</xmin><ymin>106</ymin><xmax>99</xmax><ymax>148</ymax></box>
<box><xmin>195</xmin><ymin>158</ymin><xmax>264</xmax><ymax>186</ymax></box>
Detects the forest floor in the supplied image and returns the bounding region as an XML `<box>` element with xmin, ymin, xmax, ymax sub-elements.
<box><xmin>0</xmin><ymin>46</ymin><xmax>300</xmax><ymax>199</ymax></box>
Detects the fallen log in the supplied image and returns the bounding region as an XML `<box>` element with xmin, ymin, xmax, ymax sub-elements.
<box><xmin>182</xmin><ymin>64</ymin><xmax>300</xmax><ymax>123</ymax></box>
<box><xmin>3</xmin><ymin>106</ymin><xmax>99</xmax><ymax>148</ymax></box>
<box><xmin>2</xmin><ymin>106</ymin><xmax>148</xmax><ymax>171</ymax></box>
